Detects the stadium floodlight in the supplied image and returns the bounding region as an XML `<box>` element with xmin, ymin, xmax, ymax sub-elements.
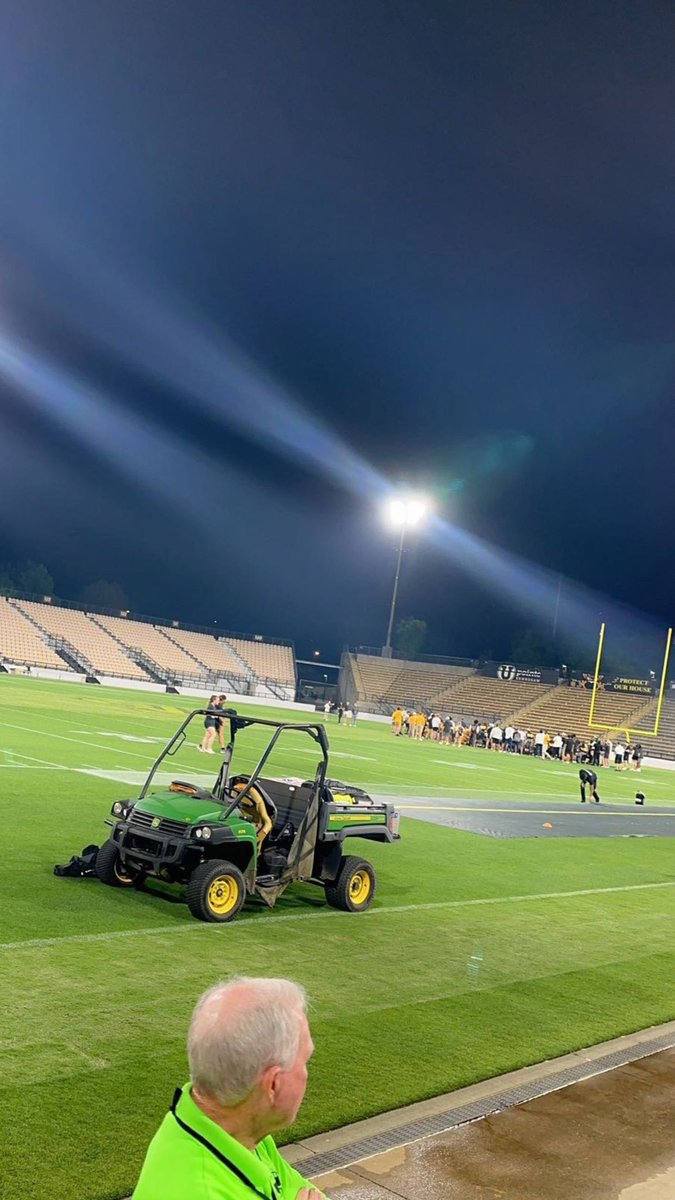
<box><xmin>382</xmin><ymin>492</ymin><xmax>431</xmax><ymax>657</ymax></box>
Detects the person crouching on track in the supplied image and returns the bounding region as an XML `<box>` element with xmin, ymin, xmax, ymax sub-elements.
<box><xmin>579</xmin><ymin>767</ymin><xmax>601</xmax><ymax>804</ymax></box>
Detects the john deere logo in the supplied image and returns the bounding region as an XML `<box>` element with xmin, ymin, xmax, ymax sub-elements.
<box><xmin>151</xmin><ymin>817</ymin><xmax>161</xmax><ymax>829</ymax></box>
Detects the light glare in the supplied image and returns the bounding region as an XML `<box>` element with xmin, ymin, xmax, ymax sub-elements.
<box><xmin>385</xmin><ymin>493</ymin><xmax>430</xmax><ymax>528</ymax></box>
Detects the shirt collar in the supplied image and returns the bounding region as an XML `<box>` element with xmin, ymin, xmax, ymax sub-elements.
<box><xmin>175</xmin><ymin>1084</ymin><xmax>278</xmax><ymax>1196</ymax></box>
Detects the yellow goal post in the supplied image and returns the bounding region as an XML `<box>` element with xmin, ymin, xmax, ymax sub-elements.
<box><xmin>588</xmin><ymin>622</ymin><xmax>673</xmax><ymax>742</ymax></box>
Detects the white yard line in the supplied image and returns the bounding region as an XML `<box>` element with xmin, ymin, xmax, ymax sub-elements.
<box><xmin>0</xmin><ymin>764</ymin><xmax>65</xmax><ymax>769</ymax></box>
<box><xmin>0</xmin><ymin>719</ymin><xmax>158</xmax><ymax>762</ymax></box>
<box><xmin>71</xmin><ymin>731</ymin><xmax>167</xmax><ymax>745</ymax></box>
<box><xmin>2</xmin><ymin>881</ymin><xmax>674</xmax><ymax>954</ymax></box>
<box><xmin>0</xmin><ymin>751</ymin><xmax>73</xmax><ymax>770</ymax></box>
<box><xmin>432</xmin><ymin>760</ymin><xmax>498</xmax><ymax>771</ymax></box>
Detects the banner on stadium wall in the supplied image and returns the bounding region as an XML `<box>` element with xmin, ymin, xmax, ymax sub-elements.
<box><xmin>478</xmin><ymin>662</ymin><xmax>559</xmax><ymax>685</ymax></box>
<box><xmin>605</xmin><ymin>676</ymin><xmax>655</xmax><ymax>695</ymax></box>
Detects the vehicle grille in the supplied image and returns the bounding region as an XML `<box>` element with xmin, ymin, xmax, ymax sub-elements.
<box><xmin>131</xmin><ymin>811</ymin><xmax>189</xmax><ymax>837</ymax></box>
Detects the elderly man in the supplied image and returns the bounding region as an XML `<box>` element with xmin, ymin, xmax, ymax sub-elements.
<box><xmin>133</xmin><ymin>977</ymin><xmax>324</xmax><ymax>1200</ymax></box>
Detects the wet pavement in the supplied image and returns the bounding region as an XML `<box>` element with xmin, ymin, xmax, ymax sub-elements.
<box><xmin>308</xmin><ymin>1046</ymin><xmax>675</xmax><ymax>1199</ymax></box>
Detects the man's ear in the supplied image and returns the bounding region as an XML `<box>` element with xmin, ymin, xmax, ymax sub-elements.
<box><xmin>260</xmin><ymin>1063</ymin><xmax>282</xmax><ymax>1103</ymax></box>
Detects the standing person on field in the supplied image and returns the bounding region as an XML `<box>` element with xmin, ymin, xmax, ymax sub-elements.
<box><xmin>216</xmin><ymin>695</ymin><xmax>228</xmax><ymax>752</ymax></box>
<box><xmin>198</xmin><ymin>696</ymin><xmax>221</xmax><ymax>754</ymax></box>
<box><xmin>133</xmin><ymin>977</ymin><xmax>324</xmax><ymax>1200</ymax></box>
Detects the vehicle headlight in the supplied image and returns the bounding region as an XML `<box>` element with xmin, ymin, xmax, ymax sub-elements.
<box><xmin>112</xmin><ymin>802</ymin><xmax>124</xmax><ymax>816</ymax></box>
<box><xmin>200</xmin><ymin>826</ymin><xmax>212</xmax><ymax>840</ymax></box>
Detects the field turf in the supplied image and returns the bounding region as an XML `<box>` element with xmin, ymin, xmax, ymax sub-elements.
<box><xmin>2</xmin><ymin>676</ymin><xmax>675</xmax><ymax>1200</ymax></box>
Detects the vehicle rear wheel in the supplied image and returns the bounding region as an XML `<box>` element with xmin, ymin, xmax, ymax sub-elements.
<box><xmin>186</xmin><ymin>860</ymin><xmax>246</xmax><ymax>923</ymax></box>
<box><xmin>325</xmin><ymin>855</ymin><xmax>376</xmax><ymax>912</ymax></box>
<box><xmin>95</xmin><ymin>839</ymin><xmax>137</xmax><ymax>888</ymax></box>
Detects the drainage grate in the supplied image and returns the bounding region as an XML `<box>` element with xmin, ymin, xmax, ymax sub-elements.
<box><xmin>299</xmin><ymin>1030</ymin><xmax>675</xmax><ymax>1178</ymax></box>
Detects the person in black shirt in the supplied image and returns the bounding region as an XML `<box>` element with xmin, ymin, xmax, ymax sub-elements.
<box><xmin>579</xmin><ymin>767</ymin><xmax>600</xmax><ymax>803</ymax></box>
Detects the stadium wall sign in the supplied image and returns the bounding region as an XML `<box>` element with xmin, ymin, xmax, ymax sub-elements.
<box><xmin>479</xmin><ymin>662</ymin><xmax>559</xmax><ymax>684</ymax></box>
<box><xmin>605</xmin><ymin>676</ymin><xmax>655</xmax><ymax>695</ymax></box>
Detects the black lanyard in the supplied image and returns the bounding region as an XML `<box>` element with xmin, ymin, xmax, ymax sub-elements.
<box><xmin>170</xmin><ymin>1088</ymin><xmax>282</xmax><ymax>1200</ymax></box>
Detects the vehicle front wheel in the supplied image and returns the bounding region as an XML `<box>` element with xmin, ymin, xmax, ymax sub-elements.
<box><xmin>186</xmin><ymin>860</ymin><xmax>247</xmax><ymax>923</ymax></box>
<box><xmin>325</xmin><ymin>855</ymin><xmax>376</xmax><ymax>912</ymax></box>
<box><xmin>95</xmin><ymin>839</ymin><xmax>138</xmax><ymax>888</ymax></box>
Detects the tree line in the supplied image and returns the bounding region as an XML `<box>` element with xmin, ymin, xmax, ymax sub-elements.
<box><xmin>0</xmin><ymin>560</ymin><xmax>129</xmax><ymax>612</ymax></box>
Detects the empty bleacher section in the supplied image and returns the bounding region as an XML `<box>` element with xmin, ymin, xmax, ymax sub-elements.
<box><xmin>347</xmin><ymin>652</ymin><xmax>475</xmax><ymax>711</ymax></box>
<box><xmin>431</xmin><ymin>673</ymin><xmax>551</xmax><ymax>720</ymax></box>
<box><xmin>93</xmin><ymin>615</ymin><xmax>212</xmax><ymax>683</ymax></box>
<box><xmin>643</xmin><ymin>697</ymin><xmax>675</xmax><ymax>760</ymax></box>
<box><xmin>160</xmin><ymin>627</ymin><xmax>246</xmax><ymax>684</ymax></box>
<box><xmin>0</xmin><ymin>597</ymin><xmax>65</xmax><ymax>670</ymax></box>
<box><xmin>222</xmin><ymin>637</ymin><xmax>295</xmax><ymax>695</ymax></box>
<box><xmin>0</xmin><ymin>590</ymin><xmax>299</xmax><ymax>694</ymax></box>
<box><xmin>12</xmin><ymin>600</ymin><xmax>149</xmax><ymax>680</ymax></box>
<box><xmin>511</xmin><ymin>685</ymin><xmax>654</xmax><ymax>734</ymax></box>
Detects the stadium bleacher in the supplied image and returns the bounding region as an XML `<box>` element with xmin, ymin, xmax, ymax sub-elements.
<box><xmin>0</xmin><ymin>597</ymin><xmax>65</xmax><ymax>670</ymax></box>
<box><xmin>0</xmin><ymin>591</ymin><xmax>299</xmax><ymax>694</ymax></box>
<box><xmin>349</xmin><ymin>653</ymin><xmax>473</xmax><ymax>709</ymax></box>
<box><xmin>222</xmin><ymin>637</ymin><xmax>295</xmax><ymax>688</ymax></box>
<box><xmin>633</xmin><ymin>696</ymin><xmax>675</xmax><ymax>760</ymax></box>
<box><xmin>429</xmin><ymin>673</ymin><xmax>551</xmax><ymax>720</ymax></box>
<box><xmin>93</xmin><ymin>615</ymin><xmax>210</xmax><ymax>681</ymax></box>
<box><xmin>511</xmin><ymin>685</ymin><xmax>655</xmax><ymax>735</ymax></box>
<box><xmin>161</xmin><ymin>627</ymin><xmax>247</xmax><ymax>682</ymax></box>
<box><xmin>11</xmin><ymin>600</ymin><xmax>149</xmax><ymax>680</ymax></box>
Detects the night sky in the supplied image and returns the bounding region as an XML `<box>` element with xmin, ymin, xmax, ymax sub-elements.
<box><xmin>1</xmin><ymin>0</ymin><xmax>674</xmax><ymax>663</ymax></box>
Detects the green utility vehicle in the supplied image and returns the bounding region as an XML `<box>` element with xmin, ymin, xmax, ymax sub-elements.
<box><xmin>96</xmin><ymin>708</ymin><xmax>400</xmax><ymax>922</ymax></box>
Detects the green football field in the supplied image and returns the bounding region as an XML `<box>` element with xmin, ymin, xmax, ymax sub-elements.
<box><xmin>2</xmin><ymin>675</ymin><xmax>675</xmax><ymax>1200</ymax></box>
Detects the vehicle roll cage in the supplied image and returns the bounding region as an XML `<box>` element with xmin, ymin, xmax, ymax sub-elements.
<box><xmin>137</xmin><ymin>708</ymin><xmax>330</xmax><ymax>821</ymax></box>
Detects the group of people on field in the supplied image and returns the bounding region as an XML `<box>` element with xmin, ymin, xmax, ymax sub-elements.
<box><xmin>324</xmin><ymin>700</ymin><xmax>358</xmax><ymax>724</ymax></box>
<box><xmin>389</xmin><ymin>708</ymin><xmax>643</xmax><ymax>769</ymax></box>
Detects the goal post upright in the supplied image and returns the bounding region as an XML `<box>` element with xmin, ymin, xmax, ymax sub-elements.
<box><xmin>652</xmin><ymin>625</ymin><xmax>673</xmax><ymax>736</ymax></box>
<box><xmin>588</xmin><ymin>623</ymin><xmax>673</xmax><ymax>741</ymax></box>
<box><xmin>587</xmin><ymin>621</ymin><xmax>606</xmax><ymax>730</ymax></box>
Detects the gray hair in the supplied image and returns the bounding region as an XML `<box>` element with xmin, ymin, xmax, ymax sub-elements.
<box><xmin>188</xmin><ymin>976</ymin><xmax>307</xmax><ymax>1105</ymax></box>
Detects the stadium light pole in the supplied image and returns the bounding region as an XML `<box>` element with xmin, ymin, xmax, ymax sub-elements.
<box><xmin>382</xmin><ymin>493</ymin><xmax>430</xmax><ymax>657</ymax></box>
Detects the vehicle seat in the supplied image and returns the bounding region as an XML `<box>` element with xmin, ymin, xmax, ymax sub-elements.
<box><xmin>229</xmin><ymin>777</ymin><xmax>277</xmax><ymax>849</ymax></box>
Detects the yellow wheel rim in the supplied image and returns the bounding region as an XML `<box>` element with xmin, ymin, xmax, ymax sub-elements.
<box><xmin>114</xmin><ymin>860</ymin><xmax>134</xmax><ymax>885</ymax></box>
<box><xmin>207</xmin><ymin>875</ymin><xmax>239</xmax><ymax>916</ymax></box>
<box><xmin>349</xmin><ymin>869</ymin><xmax>371</xmax><ymax>906</ymax></box>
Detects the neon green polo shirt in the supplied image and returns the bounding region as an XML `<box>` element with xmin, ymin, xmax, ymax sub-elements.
<box><xmin>133</xmin><ymin>1084</ymin><xmax>321</xmax><ymax>1200</ymax></box>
